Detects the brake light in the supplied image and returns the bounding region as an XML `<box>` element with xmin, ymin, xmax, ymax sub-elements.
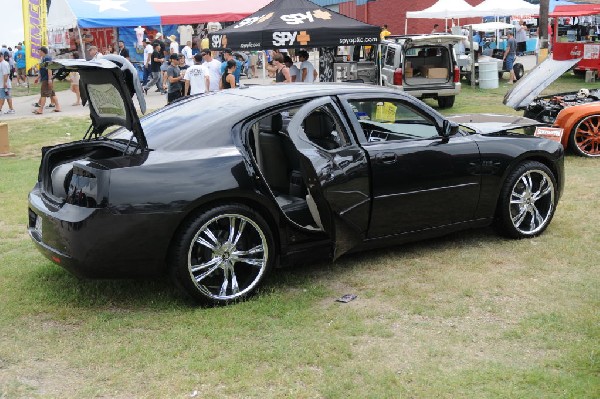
<box><xmin>453</xmin><ymin>66</ymin><xmax>460</xmax><ymax>83</ymax></box>
<box><xmin>393</xmin><ymin>68</ymin><xmax>403</xmax><ymax>86</ymax></box>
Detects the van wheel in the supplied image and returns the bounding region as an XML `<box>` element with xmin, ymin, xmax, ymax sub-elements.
<box><xmin>437</xmin><ymin>96</ymin><xmax>455</xmax><ymax>109</ymax></box>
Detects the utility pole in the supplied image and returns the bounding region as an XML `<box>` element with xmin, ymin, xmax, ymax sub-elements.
<box><xmin>539</xmin><ymin>0</ymin><xmax>549</xmax><ymax>49</ymax></box>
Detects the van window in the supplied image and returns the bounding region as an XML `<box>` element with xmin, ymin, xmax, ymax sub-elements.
<box><xmin>384</xmin><ymin>47</ymin><xmax>396</xmax><ymax>67</ymax></box>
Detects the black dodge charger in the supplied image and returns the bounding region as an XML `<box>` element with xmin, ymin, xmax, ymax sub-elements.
<box><xmin>28</xmin><ymin>57</ymin><xmax>564</xmax><ymax>305</ymax></box>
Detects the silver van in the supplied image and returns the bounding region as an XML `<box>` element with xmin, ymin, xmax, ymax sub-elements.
<box><xmin>380</xmin><ymin>35</ymin><xmax>464</xmax><ymax>108</ymax></box>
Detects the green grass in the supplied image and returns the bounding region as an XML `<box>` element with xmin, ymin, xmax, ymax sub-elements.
<box><xmin>0</xmin><ymin>79</ymin><xmax>599</xmax><ymax>398</ymax></box>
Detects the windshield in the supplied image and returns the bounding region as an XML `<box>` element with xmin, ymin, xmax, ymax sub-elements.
<box><xmin>106</xmin><ymin>92</ymin><xmax>259</xmax><ymax>149</ymax></box>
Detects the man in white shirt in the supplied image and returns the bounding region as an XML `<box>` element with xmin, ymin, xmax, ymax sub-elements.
<box><xmin>0</xmin><ymin>56</ymin><xmax>15</xmax><ymax>114</ymax></box>
<box><xmin>142</xmin><ymin>38</ymin><xmax>153</xmax><ymax>85</ymax></box>
<box><xmin>181</xmin><ymin>41</ymin><xmax>194</xmax><ymax>67</ymax></box>
<box><xmin>201</xmin><ymin>49</ymin><xmax>222</xmax><ymax>92</ymax></box>
<box><xmin>183</xmin><ymin>53</ymin><xmax>210</xmax><ymax>95</ymax></box>
<box><xmin>285</xmin><ymin>56</ymin><xmax>300</xmax><ymax>82</ymax></box>
<box><xmin>168</xmin><ymin>35</ymin><xmax>179</xmax><ymax>54</ymax></box>
<box><xmin>298</xmin><ymin>50</ymin><xmax>317</xmax><ymax>83</ymax></box>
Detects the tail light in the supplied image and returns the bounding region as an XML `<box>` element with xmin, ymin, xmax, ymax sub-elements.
<box><xmin>393</xmin><ymin>68</ymin><xmax>403</xmax><ymax>86</ymax></box>
<box><xmin>453</xmin><ymin>66</ymin><xmax>460</xmax><ymax>83</ymax></box>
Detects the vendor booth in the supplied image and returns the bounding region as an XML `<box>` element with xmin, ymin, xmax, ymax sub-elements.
<box><xmin>550</xmin><ymin>4</ymin><xmax>600</xmax><ymax>75</ymax></box>
<box><xmin>207</xmin><ymin>0</ymin><xmax>380</xmax><ymax>82</ymax></box>
<box><xmin>46</xmin><ymin>0</ymin><xmax>272</xmax><ymax>62</ymax></box>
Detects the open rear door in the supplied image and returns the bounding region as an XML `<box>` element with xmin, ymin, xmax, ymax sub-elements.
<box><xmin>287</xmin><ymin>97</ymin><xmax>371</xmax><ymax>259</ymax></box>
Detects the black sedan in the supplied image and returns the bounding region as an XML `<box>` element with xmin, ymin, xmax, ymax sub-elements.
<box><xmin>28</xmin><ymin>57</ymin><xmax>564</xmax><ymax>305</ymax></box>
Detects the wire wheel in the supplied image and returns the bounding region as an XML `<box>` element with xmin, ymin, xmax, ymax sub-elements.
<box><xmin>188</xmin><ymin>213</ymin><xmax>269</xmax><ymax>301</ymax></box>
<box><xmin>508</xmin><ymin>169</ymin><xmax>555</xmax><ymax>236</ymax></box>
<box><xmin>571</xmin><ymin>114</ymin><xmax>600</xmax><ymax>157</ymax></box>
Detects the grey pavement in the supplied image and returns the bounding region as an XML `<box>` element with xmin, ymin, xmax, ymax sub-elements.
<box><xmin>0</xmin><ymin>73</ymin><xmax>276</xmax><ymax>123</ymax></box>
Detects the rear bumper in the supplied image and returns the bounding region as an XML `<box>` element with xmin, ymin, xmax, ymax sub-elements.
<box><xmin>28</xmin><ymin>185</ymin><xmax>178</xmax><ymax>278</ymax></box>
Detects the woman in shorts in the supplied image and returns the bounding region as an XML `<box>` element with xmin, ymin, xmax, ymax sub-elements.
<box><xmin>68</xmin><ymin>52</ymin><xmax>81</xmax><ymax>106</ymax></box>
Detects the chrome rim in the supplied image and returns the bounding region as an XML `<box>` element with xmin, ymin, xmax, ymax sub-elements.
<box><xmin>509</xmin><ymin>169</ymin><xmax>555</xmax><ymax>235</ymax></box>
<box><xmin>574</xmin><ymin>115</ymin><xmax>600</xmax><ymax>156</ymax></box>
<box><xmin>188</xmin><ymin>213</ymin><xmax>268</xmax><ymax>301</ymax></box>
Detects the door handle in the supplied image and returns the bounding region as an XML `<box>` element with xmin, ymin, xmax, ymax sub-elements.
<box><xmin>375</xmin><ymin>152</ymin><xmax>397</xmax><ymax>164</ymax></box>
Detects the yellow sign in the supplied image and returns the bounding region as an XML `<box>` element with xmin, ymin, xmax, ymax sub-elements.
<box><xmin>22</xmin><ymin>0</ymin><xmax>48</xmax><ymax>72</ymax></box>
<box><xmin>375</xmin><ymin>102</ymin><xmax>397</xmax><ymax>122</ymax></box>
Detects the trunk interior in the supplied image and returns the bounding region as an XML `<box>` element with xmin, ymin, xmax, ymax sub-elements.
<box><xmin>404</xmin><ymin>46</ymin><xmax>452</xmax><ymax>86</ymax></box>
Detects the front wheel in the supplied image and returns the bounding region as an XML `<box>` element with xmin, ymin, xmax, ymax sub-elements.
<box><xmin>437</xmin><ymin>95</ymin><xmax>455</xmax><ymax>109</ymax></box>
<box><xmin>170</xmin><ymin>204</ymin><xmax>275</xmax><ymax>305</ymax></box>
<box><xmin>569</xmin><ymin>114</ymin><xmax>600</xmax><ymax>157</ymax></box>
<box><xmin>497</xmin><ymin>161</ymin><xmax>557</xmax><ymax>238</ymax></box>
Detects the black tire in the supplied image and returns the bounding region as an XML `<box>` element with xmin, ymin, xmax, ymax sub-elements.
<box><xmin>513</xmin><ymin>63</ymin><xmax>524</xmax><ymax>81</ymax></box>
<box><xmin>497</xmin><ymin>161</ymin><xmax>557</xmax><ymax>239</ymax></box>
<box><xmin>437</xmin><ymin>95</ymin><xmax>455</xmax><ymax>109</ymax></box>
<box><xmin>568</xmin><ymin>114</ymin><xmax>600</xmax><ymax>157</ymax></box>
<box><xmin>170</xmin><ymin>204</ymin><xmax>275</xmax><ymax>305</ymax></box>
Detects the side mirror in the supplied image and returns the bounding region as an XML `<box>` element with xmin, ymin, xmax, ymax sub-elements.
<box><xmin>441</xmin><ymin>120</ymin><xmax>459</xmax><ymax>138</ymax></box>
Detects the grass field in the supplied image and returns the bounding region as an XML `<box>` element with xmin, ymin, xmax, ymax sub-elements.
<box><xmin>10</xmin><ymin>79</ymin><xmax>71</xmax><ymax>98</ymax></box>
<box><xmin>0</xmin><ymin>76</ymin><xmax>599</xmax><ymax>398</ymax></box>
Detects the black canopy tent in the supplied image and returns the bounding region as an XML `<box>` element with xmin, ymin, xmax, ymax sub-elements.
<box><xmin>207</xmin><ymin>0</ymin><xmax>380</xmax><ymax>50</ymax></box>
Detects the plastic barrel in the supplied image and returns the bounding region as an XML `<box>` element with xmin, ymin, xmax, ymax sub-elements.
<box><xmin>479</xmin><ymin>61</ymin><xmax>499</xmax><ymax>89</ymax></box>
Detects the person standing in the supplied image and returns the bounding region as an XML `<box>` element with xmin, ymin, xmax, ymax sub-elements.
<box><xmin>284</xmin><ymin>56</ymin><xmax>300</xmax><ymax>82</ymax></box>
<box><xmin>0</xmin><ymin>53</ymin><xmax>15</xmax><ymax>114</ymax></box>
<box><xmin>168</xmin><ymin>35</ymin><xmax>179</xmax><ymax>54</ymax></box>
<box><xmin>117</xmin><ymin>40</ymin><xmax>130</xmax><ymax>60</ymax></box>
<box><xmin>33</xmin><ymin>46</ymin><xmax>60</xmax><ymax>114</ymax></box>
<box><xmin>220</xmin><ymin>59</ymin><xmax>237</xmax><ymax>90</ymax></box>
<box><xmin>166</xmin><ymin>54</ymin><xmax>183</xmax><ymax>104</ymax></box>
<box><xmin>143</xmin><ymin>43</ymin><xmax>164</xmax><ymax>94</ymax></box>
<box><xmin>220</xmin><ymin>49</ymin><xmax>243</xmax><ymax>85</ymax></box>
<box><xmin>88</xmin><ymin>45</ymin><xmax>102</xmax><ymax>60</ymax></box>
<box><xmin>272</xmin><ymin>53</ymin><xmax>292</xmax><ymax>83</ymax></box>
<box><xmin>202</xmin><ymin>49</ymin><xmax>222</xmax><ymax>92</ymax></box>
<box><xmin>380</xmin><ymin>24</ymin><xmax>391</xmax><ymax>40</ymax></box>
<box><xmin>183</xmin><ymin>53</ymin><xmax>209</xmax><ymax>96</ymax></box>
<box><xmin>142</xmin><ymin>38</ymin><xmax>153</xmax><ymax>85</ymax></box>
<box><xmin>298</xmin><ymin>50</ymin><xmax>317</xmax><ymax>83</ymax></box>
<box><xmin>503</xmin><ymin>32</ymin><xmax>517</xmax><ymax>84</ymax></box>
<box><xmin>516</xmin><ymin>22</ymin><xmax>528</xmax><ymax>56</ymax></box>
<box><xmin>431</xmin><ymin>24</ymin><xmax>439</xmax><ymax>34</ymax></box>
<box><xmin>14</xmin><ymin>43</ymin><xmax>27</xmax><ymax>87</ymax></box>
<box><xmin>68</xmin><ymin>52</ymin><xmax>81</xmax><ymax>106</ymax></box>
<box><xmin>181</xmin><ymin>41</ymin><xmax>193</xmax><ymax>67</ymax></box>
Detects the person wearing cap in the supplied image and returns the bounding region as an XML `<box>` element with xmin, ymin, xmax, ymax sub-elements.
<box><xmin>14</xmin><ymin>43</ymin><xmax>27</xmax><ymax>87</ymax></box>
<box><xmin>169</xmin><ymin>35</ymin><xmax>179</xmax><ymax>54</ymax></box>
<box><xmin>142</xmin><ymin>37</ymin><xmax>153</xmax><ymax>85</ymax></box>
<box><xmin>219</xmin><ymin>49</ymin><xmax>242</xmax><ymax>85</ymax></box>
<box><xmin>183</xmin><ymin>53</ymin><xmax>210</xmax><ymax>96</ymax></box>
<box><xmin>166</xmin><ymin>53</ymin><xmax>183</xmax><ymax>104</ymax></box>
<box><xmin>201</xmin><ymin>49</ymin><xmax>222</xmax><ymax>92</ymax></box>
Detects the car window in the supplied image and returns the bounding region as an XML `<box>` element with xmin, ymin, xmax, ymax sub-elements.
<box><xmin>384</xmin><ymin>47</ymin><xmax>396</xmax><ymax>67</ymax></box>
<box><xmin>301</xmin><ymin>104</ymin><xmax>349</xmax><ymax>150</ymax></box>
<box><xmin>348</xmin><ymin>99</ymin><xmax>439</xmax><ymax>142</ymax></box>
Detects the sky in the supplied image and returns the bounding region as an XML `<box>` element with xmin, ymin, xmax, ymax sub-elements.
<box><xmin>4</xmin><ymin>0</ymin><xmax>25</xmax><ymax>47</ymax></box>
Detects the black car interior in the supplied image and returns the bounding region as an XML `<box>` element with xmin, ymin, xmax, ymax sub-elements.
<box><xmin>249</xmin><ymin>108</ymin><xmax>343</xmax><ymax>230</ymax></box>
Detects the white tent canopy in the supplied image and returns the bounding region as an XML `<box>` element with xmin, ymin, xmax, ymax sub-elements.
<box><xmin>466</xmin><ymin>21</ymin><xmax>514</xmax><ymax>32</ymax></box>
<box><xmin>406</xmin><ymin>0</ymin><xmax>476</xmax><ymax>19</ymax></box>
<box><xmin>469</xmin><ymin>0</ymin><xmax>539</xmax><ymax>16</ymax></box>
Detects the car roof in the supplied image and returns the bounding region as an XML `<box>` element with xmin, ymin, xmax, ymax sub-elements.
<box><xmin>221</xmin><ymin>83</ymin><xmax>412</xmax><ymax>102</ymax></box>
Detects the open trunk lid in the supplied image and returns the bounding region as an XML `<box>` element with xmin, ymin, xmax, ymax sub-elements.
<box><xmin>48</xmin><ymin>55</ymin><xmax>147</xmax><ymax>149</ymax></box>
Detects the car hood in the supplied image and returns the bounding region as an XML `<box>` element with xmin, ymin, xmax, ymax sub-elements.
<box><xmin>48</xmin><ymin>55</ymin><xmax>147</xmax><ymax>148</ymax></box>
<box><xmin>503</xmin><ymin>56</ymin><xmax>580</xmax><ymax>110</ymax></box>
<box><xmin>447</xmin><ymin>113</ymin><xmax>543</xmax><ymax>134</ymax></box>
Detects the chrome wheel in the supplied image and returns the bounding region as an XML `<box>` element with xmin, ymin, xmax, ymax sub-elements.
<box><xmin>572</xmin><ymin>115</ymin><xmax>600</xmax><ymax>157</ymax></box>
<box><xmin>509</xmin><ymin>169</ymin><xmax>555</xmax><ymax>236</ymax></box>
<box><xmin>188</xmin><ymin>213</ymin><xmax>268</xmax><ymax>301</ymax></box>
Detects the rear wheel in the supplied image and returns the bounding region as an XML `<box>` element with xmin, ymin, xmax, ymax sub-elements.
<box><xmin>569</xmin><ymin>114</ymin><xmax>600</xmax><ymax>157</ymax></box>
<box><xmin>170</xmin><ymin>204</ymin><xmax>275</xmax><ymax>305</ymax></box>
<box><xmin>437</xmin><ymin>95</ymin><xmax>455</xmax><ymax>109</ymax></box>
<box><xmin>497</xmin><ymin>161</ymin><xmax>557</xmax><ymax>238</ymax></box>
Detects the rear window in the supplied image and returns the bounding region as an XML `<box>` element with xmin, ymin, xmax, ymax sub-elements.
<box><xmin>108</xmin><ymin>92</ymin><xmax>258</xmax><ymax>149</ymax></box>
